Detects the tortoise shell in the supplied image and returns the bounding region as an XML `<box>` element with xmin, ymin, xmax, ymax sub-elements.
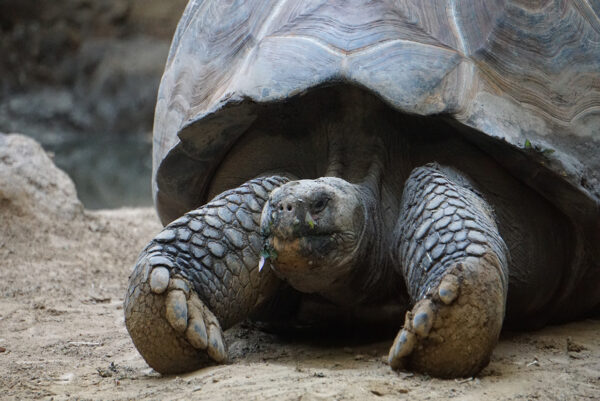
<box><xmin>152</xmin><ymin>0</ymin><xmax>600</xmax><ymax>227</ymax></box>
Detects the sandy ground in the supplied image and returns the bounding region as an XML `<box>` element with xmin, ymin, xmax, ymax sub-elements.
<box><xmin>0</xmin><ymin>203</ymin><xmax>598</xmax><ymax>401</ymax></box>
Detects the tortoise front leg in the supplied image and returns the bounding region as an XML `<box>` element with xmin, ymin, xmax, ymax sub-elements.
<box><xmin>389</xmin><ymin>163</ymin><xmax>509</xmax><ymax>378</ymax></box>
<box><xmin>124</xmin><ymin>176</ymin><xmax>288</xmax><ymax>374</ymax></box>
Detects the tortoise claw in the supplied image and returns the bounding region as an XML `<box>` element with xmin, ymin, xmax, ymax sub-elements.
<box><xmin>207</xmin><ymin>323</ymin><xmax>227</xmax><ymax>363</ymax></box>
<box><xmin>412</xmin><ymin>300</ymin><xmax>435</xmax><ymax>337</ymax></box>
<box><xmin>186</xmin><ymin>315</ymin><xmax>209</xmax><ymax>349</ymax></box>
<box><xmin>388</xmin><ymin>329</ymin><xmax>416</xmax><ymax>369</ymax></box>
<box><xmin>438</xmin><ymin>274</ymin><xmax>459</xmax><ymax>305</ymax></box>
<box><xmin>149</xmin><ymin>266</ymin><xmax>170</xmax><ymax>294</ymax></box>
<box><xmin>166</xmin><ymin>289</ymin><xmax>188</xmax><ymax>333</ymax></box>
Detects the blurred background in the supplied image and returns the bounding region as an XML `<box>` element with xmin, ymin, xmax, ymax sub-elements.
<box><xmin>0</xmin><ymin>0</ymin><xmax>188</xmax><ymax>209</ymax></box>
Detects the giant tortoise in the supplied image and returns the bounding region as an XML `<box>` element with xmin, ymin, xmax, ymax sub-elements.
<box><xmin>124</xmin><ymin>0</ymin><xmax>600</xmax><ymax>378</ymax></box>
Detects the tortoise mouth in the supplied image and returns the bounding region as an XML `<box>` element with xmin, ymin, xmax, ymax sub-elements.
<box><xmin>267</xmin><ymin>230</ymin><xmax>357</xmax><ymax>268</ymax></box>
<box><xmin>264</xmin><ymin>231</ymin><xmax>360</xmax><ymax>293</ymax></box>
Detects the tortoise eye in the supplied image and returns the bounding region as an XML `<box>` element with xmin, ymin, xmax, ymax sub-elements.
<box><xmin>313</xmin><ymin>197</ymin><xmax>329</xmax><ymax>213</ymax></box>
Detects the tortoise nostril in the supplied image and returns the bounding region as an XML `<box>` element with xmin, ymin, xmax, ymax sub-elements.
<box><xmin>277</xmin><ymin>202</ymin><xmax>294</xmax><ymax>213</ymax></box>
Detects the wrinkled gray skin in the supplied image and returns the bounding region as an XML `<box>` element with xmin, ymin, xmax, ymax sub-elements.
<box><xmin>125</xmin><ymin>108</ymin><xmax>599</xmax><ymax>378</ymax></box>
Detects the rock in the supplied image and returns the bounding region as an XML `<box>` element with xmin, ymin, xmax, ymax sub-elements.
<box><xmin>0</xmin><ymin>0</ymin><xmax>188</xmax><ymax>209</ymax></box>
<box><xmin>0</xmin><ymin>133</ymin><xmax>82</xmax><ymax>220</ymax></box>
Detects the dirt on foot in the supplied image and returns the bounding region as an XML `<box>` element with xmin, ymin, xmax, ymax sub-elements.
<box><xmin>1</xmin><ymin>134</ymin><xmax>599</xmax><ymax>400</ymax></box>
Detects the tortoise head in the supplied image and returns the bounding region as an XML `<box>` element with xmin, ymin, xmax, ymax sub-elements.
<box><xmin>260</xmin><ymin>177</ymin><xmax>368</xmax><ymax>294</ymax></box>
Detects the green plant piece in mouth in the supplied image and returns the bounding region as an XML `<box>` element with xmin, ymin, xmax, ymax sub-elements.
<box><xmin>258</xmin><ymin>245</ymin><xmax>278</xmax><ymax>272</ymax></box>
<box><xmin>305</xmin><ymin>211</ymin><xmax>316</xmax><ymax>230</ymax></box>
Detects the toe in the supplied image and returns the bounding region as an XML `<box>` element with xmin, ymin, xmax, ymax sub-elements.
<box><xmin>166</xmin><ymin>290</ymin><xmax>188</xmax><ymax>333</ymax></box>
<box><xmin>388</xmin><ymin>329</ymin><xmax>416</xmax><ymax>369</ymax></box>
<box><xmin>207</xmin><ymin>324</ymin><xmax>227</xmax><ymax>363</ymax></box>
<box><xmin>169</xmin><ymin>277</ymin><xmax>190</xmax><ymax>294</ymax></box>
<box><xmin>438</xmin><ymin>274</ymin><xmax>460</xmax><ymax>305</ymax></box>
<box><xmin>149</xmin><ymin>266</ymin><xmax>170</xmax><ymax>294</ymax></box>
<box><xmin>412</xmin><ymin>300</ymin><xmax>435</xmax><ymax>337</ymax></box>
<box><xmin>186</xmin><ymin>318</ymin><xmax>208</xmax><ymax>349</ymax></box>
<box><xmin>185</xmin><ymin>296</ymin><xmax>208</xmax><ymax>349</ymax></box>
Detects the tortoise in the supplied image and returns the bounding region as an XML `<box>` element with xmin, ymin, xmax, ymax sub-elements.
<box><xmin>124</xmin><ymin>0</ymin><xmax>600</xmax><ymax>378</ymax></box>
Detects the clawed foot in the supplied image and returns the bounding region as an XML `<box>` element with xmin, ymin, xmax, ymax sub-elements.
<box><xmin>125</xmin><ymin>255</ymin><xmax>227</xmax><ymax>374</ymax></box>
<box><xmin>149</xmin><ymin>266</ymin><xmax>227</xmax><ymax>362</ymax></box>
<box><xmin>125</xmin><ymin>176</ymin><xmax>290</xmax><ymax>374</ymax></box>
<box><xmin>388</xmin><ymin>254</ymin><xmax>505</xmax><ymax>378</ymax></box>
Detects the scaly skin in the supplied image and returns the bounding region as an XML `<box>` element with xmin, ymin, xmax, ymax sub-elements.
<box><xmin>124</xmin><ymin>176</ymin><xmax>288</xmax><ymax>374</ymax></box>
<box><xmin>389</xmin><ymin>164</ymin><xmax>509</xmax><ymax>377</ymax></box>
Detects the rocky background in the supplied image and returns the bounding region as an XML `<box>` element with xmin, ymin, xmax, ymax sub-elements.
<box><xmin>0</xmin><ymin>0</ymin><xmax>188</xmax><ymax>208</ymax></box>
